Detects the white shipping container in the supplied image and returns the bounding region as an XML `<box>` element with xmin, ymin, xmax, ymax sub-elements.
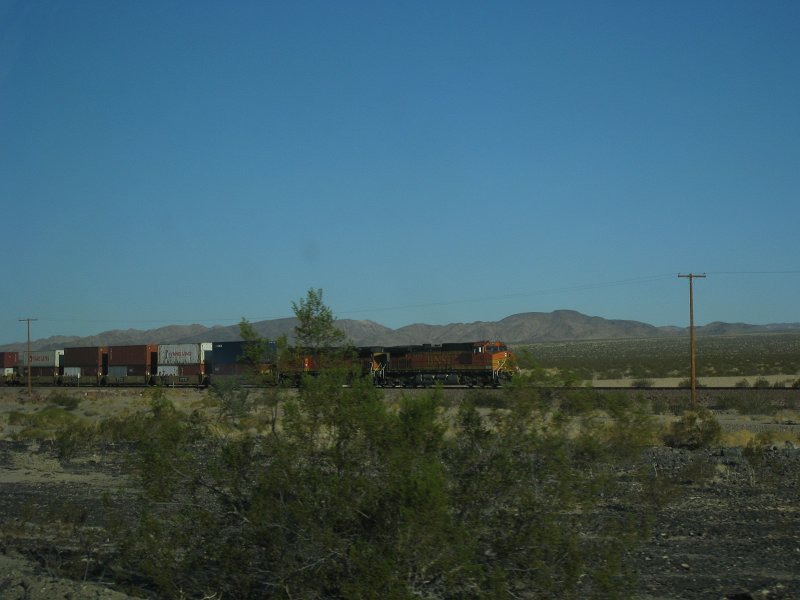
<box><xmin>158</xmin><ymin>343</ymin><xmax>211</xmax><ymax>365</ymax></box>
<box><xmin>157</xmin><ymin>365</ymin><xmax>179</xmax><ymax>376</ymax></box>
<box><xmin>18</xmin><ymin>350</ymin><xmax>64</xmax><ymax>367</ymax></box>
<box><xmin>63</xmin><ymin>367</ymin><xmax>82</xmax><ymax>377</ymax></box>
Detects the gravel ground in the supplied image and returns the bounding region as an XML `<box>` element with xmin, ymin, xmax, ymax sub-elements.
<box><xmin>1</xmin><ymin>442</ymin><xmax>797</xmax><ymax>599</ymax></box>
<box><xmin>629</xmin><ymin>447</ymin><xmax>800</xmax><ymax>599</ymax></box>
<box><xmin>0</xmin><ymin>388</ymin><xmax>798</xmax><ymax>598</ymax></box>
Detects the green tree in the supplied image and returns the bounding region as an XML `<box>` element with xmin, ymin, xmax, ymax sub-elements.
<box><xmin>291</xmin><ymin>287</ymin><xmax>346</xmax><ymax>350</ymax></box>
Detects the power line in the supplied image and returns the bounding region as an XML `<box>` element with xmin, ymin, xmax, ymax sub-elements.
<box><xmin>10</xmin><ymin>270</ymin><xmax>798</xmax><ymax>328</ymax></box>
<box><xmin>16</xmin><ymin>274</ymin><xmax>678</xmax><ymax>326</ymax></box>
<box><xmin>707</xmin><ymin>270</ymin><xmax>800</xmax><ymax>275</ymax></box>
<box><xmin>338</xmin><ymin>274</ymin><xmax>677</xmax><ymax>316</ymax></box>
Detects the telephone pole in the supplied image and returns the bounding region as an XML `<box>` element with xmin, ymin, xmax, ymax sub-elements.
<box><xmin>18</xmin><ymin>318</ymin><xmax>38</xmax><ymax>400</ymax></box>
<box><xmin>677</xmin><ymin>274</ymin><xmax>705</xmax><ymax>407</ymax></box>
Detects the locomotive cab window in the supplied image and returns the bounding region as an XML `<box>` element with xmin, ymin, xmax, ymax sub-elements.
<box><xmin>487</xmin><ymin>345</ymin><xmax>507</xmax><ymax>353</ymax></box>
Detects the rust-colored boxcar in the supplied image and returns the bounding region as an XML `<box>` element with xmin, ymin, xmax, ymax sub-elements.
<box><xmin>0</xmin><ymin>352</ymin><xmax>18</xmax><ymax>369</ymax></box>
<box><xmin>1</xmin><ymin>352</ymin><xmax>19</xmax><ymax>384</ymax></box>
<box><xmin>106</xmin><ymin>345</ymin><xmax>158</xmax><ymax>385</ymax></box>
<box><xmin>63</xmin><ymin>346</ymin><xmax>108</xmax><ymax>384</ymax></box>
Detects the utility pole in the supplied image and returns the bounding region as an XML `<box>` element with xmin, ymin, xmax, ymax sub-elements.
<box><xmin>18</xmin><ymin>318</ymin><xmax>38</xmax><ymax>400</ymax></box>
<box><xmin>677</xmin><ymin>274</ymin><xmax>705</xmax><ymax>407</ymax></box>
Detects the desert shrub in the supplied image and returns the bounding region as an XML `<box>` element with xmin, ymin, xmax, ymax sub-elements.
<box><xmin>48</xmin><ymin>392</ymin><xmax>81</xmax><ymax>411</ymax></box>
<box><xmin>7</xmin><ymin>411</ymin><xmax>27</xmax><ymax>426</ymax></box>
<box><xmin>677</xmin><ymin>378</ymin><xmax>705</xmax><ymax>389</ymax></box>
<box><xmin>209</xmin><ymin>377</ymin><xmax>253</xmax><ymax>421</ymax></box>
<box><xmin>746</xmin><ymin>430</ymin><xmax>784</xmax><ymax>451</ymax></box>
<box><xmin>559</xmin><ymin>387</ymin><xmax>604</xmax><ymax>415</ymax></box>
<box><xmin>663</xmin><ymin>409</ymin><xmax>722</xmax><ymax>450</ymax></box>
<box><xmin>712</xmin><ymin>395</ymin><xmax>774</xmax><ymax>416</ymax></box>
<box><xmin>463</xmin><ymin>388</ymin><xmax>507</xmax><ymax>409</ymax></box>
<box><xmin>630</xmin><ymin>378</ymin><xmax>653</xmax><ymax>388</ymax></box>
<box><xmin>14</xmin><ymin>427</ymin><xmax>54</xmax><ymax>441</ymax></box>
<box><xmin>581</xmin><ymin>398</ymin><xmax>658</xmax><ymax>461</ymax></box>
<box><xmin>109</xmin><ymin>372</ymin><xmax>661</xmax><ymax>599</ymax></box>
<box><xmin>649</xmin><ymin>396</ymin><xmax>670</xmax><ymax>415</ymax></box>
<box><xmin>723</xmin><ymin>429</ymin><xmax>756</xmax><ymax>447</ymax></box>
<box><xmin>54</xmin><ymin>421</ymin><xmax>95</xmax><ymax>461</ymax></box>
<box><xmin>735</xmin><ymin>378</ymin><xmax>750</xmax><ymax>388</ymax></box>
<box><xmin>753</xmin><ymin>377</ymin><xmax>771</xmax><ymax>388</ymax></box>
<box><xmin>650</xmin><ymin>396</ymin><xmax>691</xmax><ymax>416</ymax></box>
<box><xmin>10</xmin><ymin>407</ymin><xmax>82</xmax><ymax>440</ymax></box>
<box><xmin>775</xmin><ymin>410</ymin><xmax>800</xmax><ymax>424</ymax></box>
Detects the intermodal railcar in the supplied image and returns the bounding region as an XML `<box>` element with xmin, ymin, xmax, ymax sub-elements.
<box><xmin>3</xmin><ymin>340</ymin><xmax>515</xmax><ymax>388</ymax></box>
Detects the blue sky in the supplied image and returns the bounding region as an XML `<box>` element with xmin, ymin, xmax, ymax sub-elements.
<box><xmin>2</xmin><ymin>0</ymin><xmax>799</xmax><ymax>344</ymax></box>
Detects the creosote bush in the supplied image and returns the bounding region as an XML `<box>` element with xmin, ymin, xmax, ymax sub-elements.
<box><xmin>102</xmin><ymin>371</ymin><xmax>665</xmax><ymax>599</ymax></box>
<box><xmin>663</xmin><ymin>408</ymin><xmax>722</xmax><ymax>450</ymax></box>
<box><xmin>48</xmin><ymin>391</ymin><xmax>81</xmax><ymax>411</ymax></box>
<box><xmin>630</xmin><ymin>378</ymin><xmax>653</xmax><ymax>388</ymax></box>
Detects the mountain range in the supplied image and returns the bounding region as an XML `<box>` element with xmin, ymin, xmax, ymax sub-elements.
<box><xmin>2</xmin><ymin>310</ymin><xmax>800</xmax><ymax>352</ymax></box>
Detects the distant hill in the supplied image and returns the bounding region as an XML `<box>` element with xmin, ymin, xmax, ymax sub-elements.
<box><xmin>2</xmin><ymin>310</ymin><xmax>799</xmax><ymax>352</ymax></box>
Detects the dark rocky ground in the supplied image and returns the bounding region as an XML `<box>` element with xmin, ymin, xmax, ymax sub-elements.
<box><xmin>0</xmin><ymin>441</ymin><xmax>137</xmax><ymax>599</ymax></box>
<box><xmin>629</xmin><ymin>446</ymin><xmax>800</xmax><ymax>599</ymax></box>
<box><xmin>0</xmin><ymin>442</ymin><xmax>798</xmax><ymax>599</ymax></box>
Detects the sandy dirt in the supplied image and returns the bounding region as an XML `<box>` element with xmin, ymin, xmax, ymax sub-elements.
<box><xmin>591</xmin><ymin>374</ymin><xmax>800</xmax><ymax>388</ymax></box>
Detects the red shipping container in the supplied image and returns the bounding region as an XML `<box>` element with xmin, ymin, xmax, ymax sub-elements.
<box><xmin>0</xmin><ymin>352</ymin><xmax>18</xmax><ymax>368</ymax></box>
<box><xmin>176</xmin><ymin>364</ymin><xmax>203</xmax><ymax>376</ymax></box>
<box><xmin>64</xmin><ymin>347</ymin><xmax>107</xmax><ymax>368</ymax></box>
<box><xmin>108</xmin><ymin>345</ymin><xmax>157</xmax><ymax>367</ymax></box>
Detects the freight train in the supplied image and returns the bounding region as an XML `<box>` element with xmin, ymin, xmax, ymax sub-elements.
<box><xmin>0</xmin><ymin>340</ymin><xmax>515</xmax><ymax>388</ymax></box>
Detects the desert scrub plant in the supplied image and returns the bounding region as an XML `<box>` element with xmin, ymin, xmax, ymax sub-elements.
<box><xmin>745</xmin><ymin>430</ymin><xmax>789</xmax><ymax>450</ymax></box>
<box><xmin>722</xmin><ymin>429</ymin><xmax>757</xmax><ymax>447</ymax></box>
<box><xmin>463</xmin><ymin>388</ymin><xmax>508</xmax><ymax>409</ymax></box>
<box><xmin>109</xmin><ymin>370</ymin><xmax>662</xmax><ymax>599</ymax></box>
<box><xmin>11</xmin><ymin>407</ymin><xmax>83</xmax><ymax>441</ymax></box>
<box><xmin>712</xmin><ymin>394</ymin><xmax>774</xmax><ymax>416</ymax></box>
<box><xmin>650</xmin><ymin>396</ymin><xmax>691</xmax><ymax>416</ymax></box>
<box><xmin>54</xmin><ymin>421</ymin><xmax>96</xmax><ymax>461</ymax></box>
<box><xmin>649</xmin><ymin>396</ymin><xmax>670</xmax><ymax>415</ymax></box>
<box><xmin>48</xmin><ymin>391</ymin><xmax>81</xmax><ymax>411</ymax></box>
<box><xmin>663</xmin><ymin>408</ymin><xmax>722</xmax><ymax>449</ymax></box>
<box><xmin>677</xmin><ymin>378</ymin><xmax>706</xmax><ymax>388</ymax></box>
<box><xmin>630</xmin><ymin>378</ymin><xmax>653</xmax><ymax>388</ymax></box>
<box><xmin>208</xmin><ymin>376</ymin><xmax>254</xmax><ymax>422</ymax></box>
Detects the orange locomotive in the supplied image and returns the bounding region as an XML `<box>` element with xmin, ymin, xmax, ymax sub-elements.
<box><xmin>368</xmin><ymin>341</ymin><xmax>514</xmax><ymax>387</ymax></box>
